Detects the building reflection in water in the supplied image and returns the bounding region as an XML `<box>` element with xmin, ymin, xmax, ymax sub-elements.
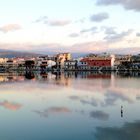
<box><xmin>0</xmin><ymin>71</ymin><xmax>140</xmax><ymax>86</ymax></box>
<box><xmin>40</xmin><ymin>71</ymin><xmax>48</xmax><ymax>79</ymax></box>
<box><xmin>24</xmin><ymin>72</ymin><xmax>35</xmax><ymax>80</ymax></box>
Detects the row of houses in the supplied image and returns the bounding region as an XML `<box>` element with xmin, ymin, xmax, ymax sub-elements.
<box><xmin>0</xmin><ymin>53</ymin><xmax>140</xmax><ymax>71</ymax></box>
<box><xmin>0</xmin><ymin>53</ymin><xmax>70</xmax><ymax>71</ymax></box>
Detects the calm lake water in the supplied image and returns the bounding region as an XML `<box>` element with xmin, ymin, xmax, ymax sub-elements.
<box><xmin>0</xmin><ymin>71</ymin><xmax>140</xmax><ymax>140</ymax></box>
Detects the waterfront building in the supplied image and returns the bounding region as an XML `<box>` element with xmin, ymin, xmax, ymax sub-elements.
<box><xmin>47</xmin><ymin>60</ymin><xmax>56</xmax><ymax>68</ymax></box>
<box><xmin>36</xmin><ymin>56</ymin><xmax>56</xmax><ymax>70</ymax></box>
<box><xmin>0</xmin><ymin>58</ymin><xmax>8</xmax><ymax>64</ymax></box>
<box><xmin>17</xmin><ymin>58</ymin><xmax>25</xmax><ymax>68</ymax></box>
<box><xmin>114</xmin><ymin>54</ymin><xmax>132</xmax><ymax>65</ymax></box>
<box><xmin>64</xmin><ymin>60</ymin><xmax>77</xmax><ymax>70</ymax></box>
<box><xmin>0</xmin><ymin>58</ymin><xmax>8</xmax><ymax>69</ymax></box>
<box><xmin>79</xmin><ymin>57</ymin><xmax>111</xmax><ymax>70</ymax></box>
<box><xmin>5</xmin><ymin>59</ymin><xmax>18</xmax><ymax>70</ymax></box>
<box><xmin>77</xmin><ymin>60</ymin><xmax>89</xmax><ymax>70</ymax></box>
<box><xmin>113</xmin><ymin>54</ymin><xmax>133</xmax><ymax>70</ymax></box>
<box><xmin>55</xmin><ymin>53</ymin><xmax>71</xmax><ymax>70</ymax></box>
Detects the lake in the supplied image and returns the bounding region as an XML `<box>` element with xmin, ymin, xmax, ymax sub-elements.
<box><xmin>0</xmin><ymin>71</ymin><xmax>140</xmax><ymax>140</ymax></box>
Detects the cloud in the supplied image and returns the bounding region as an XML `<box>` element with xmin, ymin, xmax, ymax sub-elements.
<box><xmin>90</xmin><ymin>12</ymin><xmax>109</xmax><ymax>22</ymax></box>
<box><xmin>0</xmin><ymin>100</ymin><xmax>22</xmax><ymax>111</ymax></box>
<box><xmin>1</xmin><ymin>38</ymin><xmax>139</xmax><ymax>54</ymax></box>
<box><xmin>71</xmin><ymin>41</ymin><xmax>108</xmax><ymax>52</ymax></box>
<box><xmin>34</xmin><ymin>106</ymin><xmax>71</xmax><ymax>118</ymax></box>
<box><xmin>94</xmin><ymin>120</ymin><xmax>140</xmax><ymax>140</ymax></box>
<box><xmin>75</xmin><ymin>17</ymin><xmax>86</xmax><ymax>23</ymax></box>
<box><xmin>49</xmin><ymin>20</ymin><xmax>71</xmax><ymax>26</ymax></box>
<box><xmin>96</xmin><ymin>0</ymin><xmax>120</xmax><ymax>5</ymax></box>
<box><xmin>34</xmin><ymin>16</ymin><xmax>48</xmax><ymax>23</ymax></box>
<box><xmin>69</xmin><ymin>33</ymin><xmax>79</xmax><ymax>37</ymax></box>
<box><xmin>136</xmin><ymin>33</ymin><xmax>140</xmax><ymax>37</ymax></box>
<box><xmin>96</xmin><ymin>0</ymin><xmax>140</xmax><ymax>11</ymax></box>
<box><xmin>0</xmin><ymin>43</ymin><xmax>65</xmax><ymax>53</ymax></box>
<box><xmin>108</xmin><ymin>47</ymin><xmax>140</xmax><ymax>54</ymax></box>
<box><xmin>0</xmin><ymin>24</ymin><xmax>21</xmax><ymax>33</ymax></box>
<box><xmin>103</xmin><ymin>26</ymin><xmax>117</xmax><ymax>35</ymax></box>
<box><xmin>0</xmin><ymin>41</ymin><xmax>108</xmax><ymax>54</ymax></box>
<box><xmin>90</xmin><ymin>110</ymin><xmax>109</xmax><ymax>121</ymax></box>
<box><xmin>80</xmin><ymin>27</ymin><xmax>98</xmax><ymax>34</ymax></box>
<box><xmin>35</xmin><ymin>16</ymin><xmax>71</xmax><ymax>26</ymax></box>
<box><xmin>104</xmin><ymin>29</ymin><xmax>133</xmax><ymax>42</ymax></box>
<box><xmin>68</xmin><ymin>27</ymin><xmax>98</xmax><ymax>38</ymax></box>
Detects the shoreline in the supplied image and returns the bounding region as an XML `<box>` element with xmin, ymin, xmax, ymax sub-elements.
<box><xmin>1</xmin><ymin>68</ymin><xmax>140</xmax><ymax>72</ymax></box>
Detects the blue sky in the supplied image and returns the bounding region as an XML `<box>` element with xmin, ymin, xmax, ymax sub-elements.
<box><xmin>0</xmin><ymin>0</ymin><xmax>140</xmax><ymax>54</ymax></box>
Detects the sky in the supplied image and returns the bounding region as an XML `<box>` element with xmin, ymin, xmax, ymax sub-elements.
<box><xmin>0</xmin><ymin>0</ymin><xmax>140</xmax><ymax>54</ymax></box>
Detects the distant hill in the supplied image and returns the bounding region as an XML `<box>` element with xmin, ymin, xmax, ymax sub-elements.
<box><xmin>0</xmin><ymin>49</ymin><xmax>41</xmax><ymax>58</ymax></box>
<box><xmin>1</xmin><ymin>47</ymin><xmax>139</xmax><ymax>59</ymax></box>
<box><xmin>0</xmin><ymin>49</ymin><xmax>85</xmax><ymax>58</ymax></box>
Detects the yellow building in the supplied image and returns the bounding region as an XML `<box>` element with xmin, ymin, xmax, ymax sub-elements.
<box><xmin>56</xmin><ymin>53</ymin><xmax>72</xmax><ymax>69</ymax></box>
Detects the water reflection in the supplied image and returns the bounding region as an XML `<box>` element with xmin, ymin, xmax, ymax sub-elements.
<box><xmin>34</xmin><ymin>107</ymin><xmax>71</xmax><ymax>118</ymax></box>
<box><xmin>0</xmin><ymin>100</ymin><xmax>22</xmax><ymax>111</ymax></box>
<box><xmin>0</xmin><ymin>71</ymin><xmax>140</xmax><ymax>140</ymax></box>
<box><xmin>90</xmin><ymin>110</ymin><xmax>109</xmax><ymax>121</ymax></box>
<box><xmin>24</xmin><ymin>71</ymin><xmax>35</xmax><ymax>80</ymax></box>
<box><xmin>94</xmin><ymin>120</ymin><xmax>140</xmax><ymax>140</ymax></box>
<box><xmin>0</xmin><ymin>71</ymin><xmax>140</xmax><ymax>82</ymax></box>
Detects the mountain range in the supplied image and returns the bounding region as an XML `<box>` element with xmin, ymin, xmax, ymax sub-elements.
<box><xmin>0</xmin><ymin>49</ymin><xmax>87</xmax><ymax>58</ymax></box>
<box><xmin>0</xmin><ymin>49</ymin><xmax>41</xmax><ymax>58</ymax></box>
<box><xmin>0</xmin><ymin>47</ymin><xmax>140</xmax><ymax>58</ymax></box>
